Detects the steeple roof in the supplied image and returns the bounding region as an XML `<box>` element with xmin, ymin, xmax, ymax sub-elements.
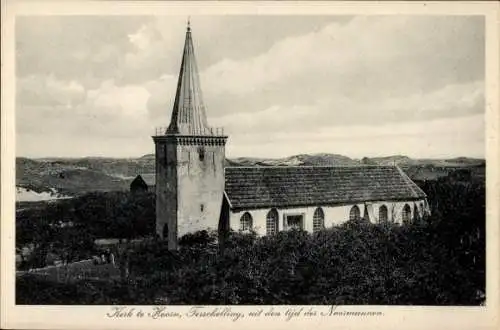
<box><xmin>166</xmin><ymin>21</ymin><xmax>212</xmax><ymax>136</ymax></box>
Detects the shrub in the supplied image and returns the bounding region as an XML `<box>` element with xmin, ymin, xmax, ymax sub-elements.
<box><xmin>16</xmin><ymin>178</ymin><xmax>485</xmax><ymax>306</ymax></box>
<box><xmin>179</xmin><ymin>230</ymin><xmax>217</xmax><ymax>247</ymax></box>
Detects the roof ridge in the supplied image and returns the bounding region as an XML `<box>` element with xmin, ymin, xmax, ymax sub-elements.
<box><xmin>224</xmin><ymin>165</ymin><xmax>398</xmax><ymax>170</ymax></box>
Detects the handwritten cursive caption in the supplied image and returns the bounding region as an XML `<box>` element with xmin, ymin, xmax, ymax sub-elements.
<box><xmin>106</xmin><ymin>306</ymin><xmax>383</xmax><ymax>322</ymax></box>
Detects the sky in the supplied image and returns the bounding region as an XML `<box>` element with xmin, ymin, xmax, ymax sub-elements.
<box><xmin>15</xmin><ymin>15</ymin><xmax>485</xmax><ymax>159</ymax></box>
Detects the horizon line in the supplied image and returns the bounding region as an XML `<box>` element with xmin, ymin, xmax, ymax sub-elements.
<box><xmin>16</xmin><ymin>153</ymin><xmax>486</xmax><ymax>161</ymax></box>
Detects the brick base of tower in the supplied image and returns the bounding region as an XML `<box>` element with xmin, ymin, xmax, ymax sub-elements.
<box><xmin>153</xmin><ymin>135</ymin><xmax>227</xmax><ymax>250</ymax></box>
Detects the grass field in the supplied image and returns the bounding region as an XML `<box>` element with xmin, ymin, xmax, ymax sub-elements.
<box><xmin>19</xmin><ymin>259</ymin><xmax>121</xmax><ymax>282</ymax></box>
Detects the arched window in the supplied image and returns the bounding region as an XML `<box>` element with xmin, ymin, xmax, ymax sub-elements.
<box><xmin>266</xmin><ymin>208</ymin><xmax>279</xmax><ymax>235</ymax></box>
<box><xmin>413</xmin><ymin>204</ymin><xmax>420</xmax><ymax>222</ymax></box>
<box><xmin>240</xmin><ymin>212</ymin><xmax>253</xmax><ymax>231</ymax></box>
<box><xmin>349</xmin><ymin>205</ymin><xmax>360</xmax><ymax>221</ymax></box>
<box><xmin>379</xmin><ymin>205</ymin><xmax>388</xmax><ymax>223</ymax></box>
<box><xmin>402</xmin><ymin>204</ymin><xmax>411</xmax><ymax>224</ymax></box>
<box><xmin>313</xmin><ymin>207</ymin><xmax>325</xmax><ymax>232</ymax></box>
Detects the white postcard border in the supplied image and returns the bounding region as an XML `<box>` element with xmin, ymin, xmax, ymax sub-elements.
<box><xmin>1</xmin><ymin>1</ymin><xmax>499</xmax><ymax>330</ymax></box>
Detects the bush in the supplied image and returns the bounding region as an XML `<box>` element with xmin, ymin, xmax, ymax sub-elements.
<box><xmin>17</xmin><ymin>178</ymin><xmax>485</xmax><ymax>306</ymax></box>
<box><xmin>17</xmin><ymin>219</ymin><xmax>485</xmax><ymax>305</ymax></box>
<box><xmin>16</xmin><ymin>191</ymin><xmax>156</xmax><ymax>270</ymax></box>
<box><xmin>179</xmin><ymin>230</ymin><xmax>217</xmax><ymax>247</ymax></box>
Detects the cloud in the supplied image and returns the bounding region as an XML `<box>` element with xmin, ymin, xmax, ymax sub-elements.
<box><xmin>225</xmin><ymin>114</ymin><xmax>485</xmax><ymax>159</ymax></box>
<box><xmin>17</xmin><ymin>78</ymin><xmax>155</xmax><ymax>148</ymax></box>
<box><xmin>17</xmin><ymin>130</ymin><xmax>153</xmax><ymax>158</ymax></box>
<box><xmin>86</xmin><ymin>80</ymin><xmax>151</xmax><ymax>117</ymax></box>
<box><xmin>15</xmin><ymin>16</ymin><xmax>485</xmax><ymax>158</ymax></box>
<box><xmin>117</xmin><ymin>16</ymin><xmax>351</xmax><ymax>85</ymax></box>
<box><xmin>17</xmin><ymin>75</ymin><xmax>86</xmax><ymax>107</ymax></box>
<box><xmin>17</xmin><ymin>74</ymin><xmax>152</xmax><ymax>117</ymax></box>
<box><xmin>201</xmin><ymin>16</ymin><xmax>484</xmax><ymax>103</ymax></box>
<box><xmin>128</xmin><ymin>24</ymin><xmax>157</xmax><ymax>50</ymax></box>
<box><xmin>212</xmin><ymin>80</ymin><xmax>484</xmax><ymax>134</ymax></box>
<box><xmin>144</xmin><ymin>75</ymin><xmax>178</xmax><ymax>121</ymax></box>
<box><xmin>17</xmin><ymin>104</ymin><xmax>150</xmax><ymax>136</ymax></box>
<box><xmin>122</xmin><ymin>23</ymin><xmax>175</xmax><ymax>83</ymax></box>
<box><xmin>16</xmin><ymin>16</ymin><xmax>148</xmax><ymax>86</ymax></box>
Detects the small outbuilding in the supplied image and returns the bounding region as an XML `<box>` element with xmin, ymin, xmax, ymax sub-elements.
<box><xmin>130</xmin><ymin>174</ymin><xmax>155</xmax><ymax>194</ymax></box>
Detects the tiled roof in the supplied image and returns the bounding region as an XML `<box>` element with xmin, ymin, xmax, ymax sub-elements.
<box><xmin>224</xmin><ymin>166</ymin><xmax>426</xmax><ymax>210</ymax></box>
<box><xmin>138</xmin><ymin>174</ymin><xmax>155</xmax><ymax>186</ymax></box>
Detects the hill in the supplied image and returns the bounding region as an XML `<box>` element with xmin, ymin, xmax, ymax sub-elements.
<box><xmin>16</xmin><ymin>157</ymin><xmax>135</xmax><ymax>198</ymax></box>
<box><xmin>363</xmin><ymin>155</ymin><xmax>485</xmax><ymax>167</ymax></box>
<box><xmin>15</xmin><ymin>154</ymin><xmax>485</xmax><ymax>199</ymax></box>
<box><xmin>230</xmin><ymin>153</ymin><xmax>359</xmax><ymax>166</ymax></box>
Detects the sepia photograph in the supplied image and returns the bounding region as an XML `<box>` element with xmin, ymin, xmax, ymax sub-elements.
<box><xmin>2</xmin><ymin>1</ymin><xmax>499</xmax><ymax>330</ymax></box>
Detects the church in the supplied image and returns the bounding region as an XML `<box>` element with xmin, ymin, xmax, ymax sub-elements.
<box><xmin>151</xmin><ymin>23</ymin><xmax>430</xmax><ymax>250</ymax></box>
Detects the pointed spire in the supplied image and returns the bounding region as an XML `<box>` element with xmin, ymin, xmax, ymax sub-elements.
<box><xmin>166</xmin><ymin>19</ymin><xmax>211</xmax><ymax>135</ymax></box>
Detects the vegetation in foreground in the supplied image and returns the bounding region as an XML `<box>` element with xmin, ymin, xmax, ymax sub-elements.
<box><xmin>16</xmin><ymin>176</ymin><xmax>485</xmax><ymax>305</ymax></box>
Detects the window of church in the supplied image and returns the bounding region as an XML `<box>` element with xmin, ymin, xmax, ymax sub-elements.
<box><xmin>313</xmin><ymin>207</ymin><xmax>325</xmax><ymax>232</ymax></box>
<box><xmin>198</xmin><ymin>147</ymin><xmax>205</xmax><ymax>161</ymax></box>
<box><xmin>266</xmin><ymin>208</ymin><xmax>279</xmax><ymax>235</ymax></box>
<box><xmin>349</xmin><ymin>205</ymin><xmax>360</xmax><ymax>221</ymax></box>
<box><xmin>240</xmin><ymin>212</ymin><xmax>253</xmax><ymax>231</ymax></box>
<box><xmin>379</xmin><ymin>205</ymin><xmax>388</xmax><ymax>223</ymax></box>
<box><xmin>402</xmin><ymin>204</ymin><xmax>411</xmax><ymax>224</ymax></box>
<box><xmin>285</xmin><ymin>214</ymin><xmax>304</xmax><ymax>230</ymax></box>
<box><xmin>413</xmin><ymin>204</ymin><xmax>420</xmax><ymax>222</ymax></box>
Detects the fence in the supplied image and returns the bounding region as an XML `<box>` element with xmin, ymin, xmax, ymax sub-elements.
<box><xmin>154</xmin><ymin>126</ymin><xmax>225</xmax><ymax>136</ymax></box>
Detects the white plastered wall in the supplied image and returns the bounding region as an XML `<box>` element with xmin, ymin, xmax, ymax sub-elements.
<box><xmin>228</xmin><ymin>199</ymin><xmax>430</xmax><ymax>236</ymax></box>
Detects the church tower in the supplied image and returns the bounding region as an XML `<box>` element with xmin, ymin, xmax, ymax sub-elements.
<box><xmin>153</xmin><ymin>21</ymin><xmax>227</xmax><ymax>250</ymax></box>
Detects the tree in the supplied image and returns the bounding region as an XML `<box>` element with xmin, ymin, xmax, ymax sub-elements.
<box><xmin>361</xmin><ymin>157</ymin><xmax>377</xmax><ymax>165</ymax></box>
<box><xmin>16</xmin><ymin>209</ymin><xmax>57</xmax><ymax>269</ymax></box>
